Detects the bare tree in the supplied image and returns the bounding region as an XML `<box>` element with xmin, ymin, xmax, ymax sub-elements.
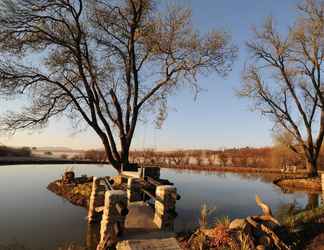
<box><xmin>218</xmin><ymin>151</ymin><xmax>228</xmax><ymax>167</ymax></box>
<box><xmin>240</xmin><ymin>0</ymin><xmax>324</xmax><ymax>176</ymax></box>
<box><xmin>0</xmin><ymin>0</ymin><xmax>236</xmax><ymax>172</ymax></box>
<box><xmin>271</xmin><ymin>129</ymin><xmax>303</xmax><ymax>168</ymax></box>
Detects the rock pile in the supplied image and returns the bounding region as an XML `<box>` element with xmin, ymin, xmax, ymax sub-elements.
<box><xmin>182</xmin><ymin>195</ymin><xmax>291</xmax><ymax>250</ymax></box>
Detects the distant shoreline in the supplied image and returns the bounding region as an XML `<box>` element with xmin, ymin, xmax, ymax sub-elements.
<box><xmin>0</xmin><ymin>159</ymin><xmax>317</xmax><ymax>177</ymax></box>
<box><xmin>145</xmin><ymin>163</ymin><xmax>309</xmax><ymax>175</ymax></box>
<box><xmin>0</xmin><ymin>156</ymin><xmax>109</xmax><ymax>166</ymax></box>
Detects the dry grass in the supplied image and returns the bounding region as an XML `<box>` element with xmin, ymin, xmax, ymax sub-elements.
<box><xmin>199</xmin><ymin>203</ymin><xmax>216</xmax><ymax>229</ymax></box>
<box><xmin>238</xmin><ymin>232</ymin><xmax>251</xmax><ymax>250</ymax></box>
<box><xmin>71</xmin><ymin>182</ymin><xmax>92</xmax><ymax>198</ymax></box>
<box><xmin>215</xmin><ymin>216</ymin><xmax>231</xmax><ymax>228</ymax></box>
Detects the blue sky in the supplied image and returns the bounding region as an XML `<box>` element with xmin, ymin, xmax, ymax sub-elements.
<box><xmin>0</xmin><ymin>0</ymin><xmax>300</xmax><ymax>150</ymax></box>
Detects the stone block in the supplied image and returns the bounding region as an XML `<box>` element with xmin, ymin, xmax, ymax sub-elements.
<box><xmin>127</xmin><ymin>178</ymin><xmax>142</xmax><ymax>202</ymax></box>
<box><xmin>153</xmin><ymin>185</ymin><xmax>177</xmax><ymax>229</ymax></box>
<box><xmin>98</xmin><ymin>190</ymin><xmax>128</xmax><ymax>248</ymax></box>
<box><xmin>87</xmin><ymin>177</ymin><xmax>102</xmax><ymax>223</ymax></box>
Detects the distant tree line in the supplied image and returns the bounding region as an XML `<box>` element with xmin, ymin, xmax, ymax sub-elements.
<box><xmin>128</xmin><ymin>148</ymin><xmax>273</xmax><ymax>169</ymax></box>
<box><xmin>127</xmin><ymin>147</ymin><xmax>324</xmax><ymax>171</ymax></box>
<box><xmin>0</xmin><ymin>146</ymin><xmax>31</xmax><ymax>157</ymax></box>
<box><xmin>71</xmin><ymin>149</ymin><xmax>106</xmax><ymax>162</ymax></box>
<box><xmin>67</xmin><ymin>144</ymin><xmax>324</xmax><ymax>171</ymax></box>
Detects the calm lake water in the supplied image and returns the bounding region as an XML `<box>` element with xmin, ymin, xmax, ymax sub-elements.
<box><xmin>0</xmin><ymin>164</ymin><xmax>321</xmax><ymax>250</ymax></box>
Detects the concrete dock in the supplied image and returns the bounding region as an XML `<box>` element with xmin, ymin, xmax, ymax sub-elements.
<box><xmin>89</xmin><ymin>175</ymin><xmax>181</xmax><ymax>250</ymax></box>
<box><xmin>122</xmin><ymin>202</ymin><xmax>176</xmax><ymax>240</ymax></box>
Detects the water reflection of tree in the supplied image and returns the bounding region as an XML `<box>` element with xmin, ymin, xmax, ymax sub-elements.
<box><xmin>57</xmin><ymin>244</ymin><xmax>88</xmax><ymax>250</ymax></box>
<box><xmin>57</xmin><ymin>224</ymin><xmax>99</xmax><ymax>250</ymax></box>
<box><xmin>0</xmin><ymin>242</ymin><xmax>29</xmax><ymax>250</ymax></box>
<box><xmin>0</xmin><ymin>242</ymin><xmax>89</xmax><ymax>250</ymax></box>
<box><xmin>0</xmin><ymin>225</ymin><xmax>98</xmax><ymax>250</ymax></box>
<box><xmin>167</xmin><ymin>168</ymin><xmax>279</xmax><ymax>183</ymax></box>
<box><xmin>85</xmin><ymin>224</ymin><xmax>100</xmax><ymax>250</ymax></box>
<box><xmin>230</xmin><ymin>173</ymin><xmax>279</xmax><ymax>183</ymax></box>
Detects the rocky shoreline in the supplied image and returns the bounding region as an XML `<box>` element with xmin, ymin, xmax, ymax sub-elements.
<box><xmin>47</xmin><ymin>175</ymin><xmax>94</xmax><ymax>208</ymax></box>
<box><xmin>178</xmin><ymin>195</ymin><xmax>292</xmax><ymax>250</ymax></box>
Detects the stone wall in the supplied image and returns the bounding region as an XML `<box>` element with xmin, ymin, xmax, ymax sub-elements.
<box><xmin>127</xmin><ymin>178</ymin><xmax>142</xmax><ymax>202</ymax></box>
<box><xmin>98</xmin><ymin>190</ymin><xmax>128</xmax><ymax>249</ymax></box>
<box><xmin>87</xmin><ymin>177</ymin><xmax>101</xmax><ymax>223</ymax></box>
<box><xmin>153</xmin><ymin>185</ymin><xmax>177</xmax><ymax>230</ymax></box>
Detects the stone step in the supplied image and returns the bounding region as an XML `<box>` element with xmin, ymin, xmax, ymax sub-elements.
<box><xmin>116</xmin><ymin>238</ymin><xmax>181</xmax><ymax>250</ymax></box>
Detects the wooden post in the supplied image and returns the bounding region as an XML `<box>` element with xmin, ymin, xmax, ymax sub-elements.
<box><xmin>127</xmin><ymin>178</ymin><xmax>142</xmax><ymax>202</ymax></box>
<box><xmin>88</xmin><ymin>177</ymin><xmax>101</xmax><ymax>223</ymax></box>
<box><xmin>97</xmin><ymin>190</ymin><xmax>128</xmax><ymax>250</ymax></box>
<box><xmin>153</xmin><ymin>185</ymin><xmax>177</xmax><ymax>230</ymax></box>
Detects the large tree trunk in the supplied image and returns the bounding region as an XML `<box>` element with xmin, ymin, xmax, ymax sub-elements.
<box><xmin>305</xmin><ymin>158</ymin><xmax>318</xmax><ymax>177</ymax></box>
<box><xmin>102</xmin><ymin>142</ymin><xmax>132</xmax><ymax>174</ymax></box>
<box><xmin>102</xmin><ymin>141</ymin><xmax>122</xmax><ymax>173</ymax></box>
<box><xmin>120</xmin><ymin>147</ymin><xmax>130</xmax><ymax>172</ymax></box>
<box><xmin>305</xmin><ymin>193</ymin><xmax>319</xmax><ymax>210</ymax></box>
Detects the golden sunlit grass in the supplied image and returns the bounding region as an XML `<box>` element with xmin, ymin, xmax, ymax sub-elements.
<box><xmin>215</xmin><ymin>216</ymin><xmax>231</xmax><ymax>228</ymax></box>
<box><xmin>199</xmin><ymin>203</ymin><xmax>217</xmax><ymax>229</ymax></box>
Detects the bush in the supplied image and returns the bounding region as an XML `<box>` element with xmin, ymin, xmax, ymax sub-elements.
<box><xmin>84</xmin><ymin>150</ymin><xmax>106</xmax><ymax>162</ymax></box>
<box><xmin>71</xmin><ymin>155</ymin><xmax>83</xmax><ymax>161</ymax></box>
<box><xmin>61</xmin><ymin>154</ymin><xmax>68</xmax><ymax>159</ymax></box>
<box><xmin>0</xmin><ymin>146</ymin><xmax>31</xmax><ymax>157</ymax></box>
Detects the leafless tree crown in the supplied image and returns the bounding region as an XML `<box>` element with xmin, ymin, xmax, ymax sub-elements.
<box><xmin>240</xmin><ymin>0</ymin><xmax>324</xmax><ymax>175</ymax></box>
<box><xmin>0</xmin><ymin>0</ymin><xmax>236</xmax><ymax>170</ymax></box>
